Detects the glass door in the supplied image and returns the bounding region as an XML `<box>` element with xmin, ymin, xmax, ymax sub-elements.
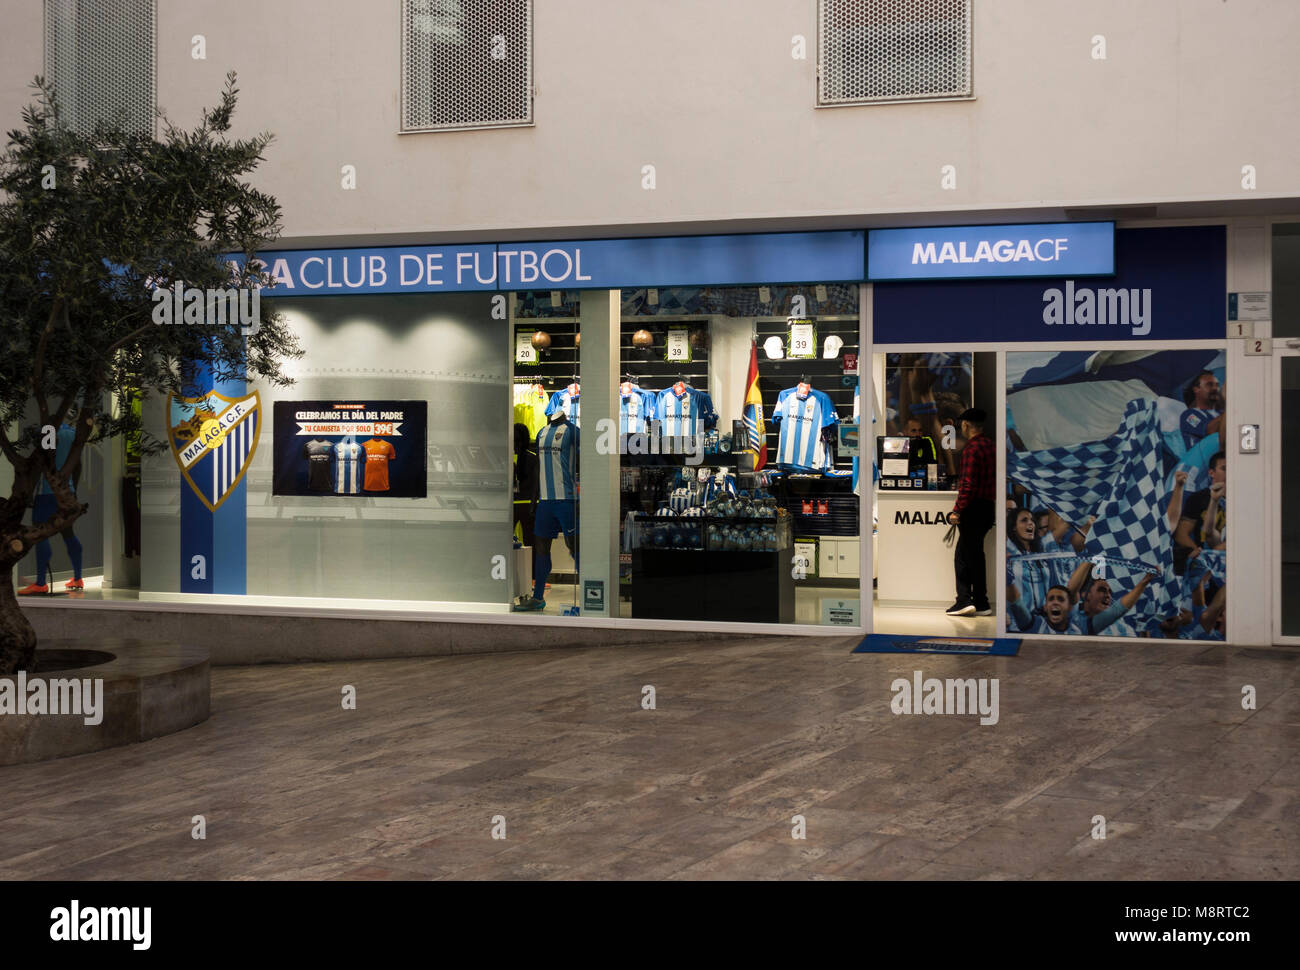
<box><xmin>1272</xmin><ymin>223</ymin><xmax>1300</xmax><ymax>642</ymax></box>
<box><xmin>1276</xmin><ymin>352</ymin><xmax>1300</xmax><ymax>641</ymax></box>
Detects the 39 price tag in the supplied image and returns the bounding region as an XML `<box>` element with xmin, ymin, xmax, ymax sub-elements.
<box><xmin>665</xmin><ymin>328</ymin><xmax>691</xmax><ymax>363</ymax></box>
<box><xmin>788</xmin><ymin>320</ymin><xmax>816</xmax><ymax>359</ymax></box>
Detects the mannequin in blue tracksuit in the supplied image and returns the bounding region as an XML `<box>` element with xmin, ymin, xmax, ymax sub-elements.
<box><xmin>20</xmin><ymin>423</ymin><xmax>84</xmax><ymax>593</ymax></box>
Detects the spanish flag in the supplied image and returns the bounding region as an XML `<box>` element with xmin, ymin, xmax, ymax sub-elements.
<box><xmin>743</xmin><ymin>339</ymin><xmax>766</xmax><ymax>471</ymax></box>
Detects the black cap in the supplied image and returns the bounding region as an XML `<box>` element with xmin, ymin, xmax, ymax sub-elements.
<box><xmin>958</xmin><ymin>408</ymin><xmax>987</xmax><ymax>424</ymax></box>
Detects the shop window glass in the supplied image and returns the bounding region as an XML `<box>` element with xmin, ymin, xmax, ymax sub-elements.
<box><xmin>1273</xmin><ymin>223</ymin><xmax>1300</xmax><ymax>338</ymax></box>
<box><xmin>508</xmin><ymin>293</ymin><xmax>581</xmax><ymax>615</ymax></box>
<box><xmin>141</xmin><ymin>294</ymin><xmax>511</xmax><ymax>608</ymax></box>
<box><xmin>603</xmin><ymin>285</ymin><xmax>863</xmax><ymax>626</ymax></box>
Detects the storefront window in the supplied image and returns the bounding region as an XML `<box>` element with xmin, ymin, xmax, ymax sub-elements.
<box><xmin>560</xmin><ymin>284</ymin><xmax>865</xmax><ymax>627</ymax></box>
<box><xmin>509</xmin><ymin>292</ymin><xmax>581</xmax><ymax>614</ymax></box>
<box><xmin>142</xmin><ymin>293</ymin><xmax>512</xmax><ymax>608</ymax></box>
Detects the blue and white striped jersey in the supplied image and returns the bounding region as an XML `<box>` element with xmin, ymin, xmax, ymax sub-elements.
<box><xmin>537</xmin><ymin>420</ymin><xmax>578</xmax><ymax>501</ymax></box>
<box><xmin>771</xmin><ymin>386</ymin><xmax>838</xmax><ymax>472</ymax></box>
<box><xmin>546</xmin><ymin>386</ymin><xmax>581</xmax><ymax>427</ymax></box>
<box><xmin>619</xmin><ymin>386</ymin><xmax>656</xmax><ymax>435</ymax></box>
<box><xmin>333</xmin><ymin>440</ymin><xmax>363</xmax><ymax>494</ymax></box>
<box><xmin>655</xmin><ymin>386</ymin><xmax>715</xmax><ymax>437</ymax></box>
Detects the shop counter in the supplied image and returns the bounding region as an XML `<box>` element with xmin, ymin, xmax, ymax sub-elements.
<box><xmin>875</xmin><ymin>490</ymin><xmax>996</xmax><ymax>605</ymax></box>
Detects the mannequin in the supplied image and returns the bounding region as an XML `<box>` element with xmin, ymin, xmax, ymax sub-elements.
<box><xmin>515</xmin><ymin>412</ymin><xmax>578</xmax><ymax>611</ymax></box>
<box><xmin>19</xmin><ymin>419</ymin><xmax>84</xmax><ymax>594</ymax></box>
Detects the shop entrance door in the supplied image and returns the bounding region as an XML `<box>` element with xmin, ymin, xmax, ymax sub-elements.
<box><xmin>870</xmin><ymin>350</ymin><xmax>998</xmax><ymax>636</ymax></box>
<box><xmin>1274</xmin><ymin>351</ymin><xmax>1300</xmax><ymax>642</ymax></box>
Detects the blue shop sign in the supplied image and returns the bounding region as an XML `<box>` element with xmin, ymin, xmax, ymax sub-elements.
<box><xmin>867</xmin><ymin>221</ymin><xmax>1114</xmax><ymax>281</ymax></box>
<box><xmin>242</xmin><ymin>231</ymin><xmax>866</xmax><ymax>295</ymax></box>
<box><xmin>872</xmin><ymin>226</ymin><xmax>1226</xmax><ymax>344</ymax></box>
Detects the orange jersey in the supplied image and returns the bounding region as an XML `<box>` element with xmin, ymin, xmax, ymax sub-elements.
<box><xmin>363</xmin><ymin>438</ymin><xmax>396</xmax><ymax>491</ymax></box>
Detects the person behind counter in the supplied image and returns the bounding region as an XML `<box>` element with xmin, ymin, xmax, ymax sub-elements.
<box><xmin>903</xmin><ymin>416</ymin><xmax>939</xmax><ymax>466</ymax></box>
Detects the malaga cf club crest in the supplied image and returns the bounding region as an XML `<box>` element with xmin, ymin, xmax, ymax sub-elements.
<box><xmin>167</xmin><ymin>389</ymin><xmax>261</xmax><ymax>512</ymax></box>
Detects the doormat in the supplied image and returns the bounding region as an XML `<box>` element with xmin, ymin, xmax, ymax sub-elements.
<box><xmin>853</xmin><ymin>635</ymin><xmax>1021</xmax><ymax>656</ymax></box>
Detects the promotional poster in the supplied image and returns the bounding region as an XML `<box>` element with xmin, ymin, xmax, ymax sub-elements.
<box><xmin>1005</xmin><ymin>350</ymin><xmax>1227</xmax><ymax>640</ymax></box>
<box><xmin>272</xmin><ymin>400</ymin><xmax>428</xmax><ymax>498</ymax></box>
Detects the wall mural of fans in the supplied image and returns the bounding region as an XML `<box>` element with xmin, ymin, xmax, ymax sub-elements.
<box><xmin>1005</xmin><ymin>349</ymin><xmax>1227</xmax><ymax>640</ymax></box>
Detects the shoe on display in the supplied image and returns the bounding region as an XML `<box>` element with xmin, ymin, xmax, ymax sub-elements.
<box><xmin>973</xmin><ymin>605</ymin><xmax>994</xmax><ymax>616</ymax></box>
<box><xmin>512</xmin><ymin>596</ymin><xmax>546</xmax><ymax>612</ymax></box>
<box><xmin>945</xmin><ymin>601</ymin><xmax>976</xmax><ymax>616</ymax></box>
<box><xmin>65</xmin><ymin>578</ymin><xmax>85</xmax><ymax>591</ymax></box>
<box><xmin>17</xmin><ymin>583</ymin><xmax>50</xmax><ymax>596</ymax></box>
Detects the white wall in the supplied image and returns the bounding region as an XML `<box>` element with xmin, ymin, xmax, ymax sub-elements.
<box><xmin>1227</xmin><ymin>220</ymin><xmax>1270</xmax><ymax>645</ymax></box>
<box><xmin>3</xmin><ymin>1</ymin><xmax>1298</xmax><ymax>244</ymax></box>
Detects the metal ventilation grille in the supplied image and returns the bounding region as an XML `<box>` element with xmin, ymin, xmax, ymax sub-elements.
<box><xmin>819</xmin><ymin>0</ymin><xmax>972</xmax><ymax>105</ymax></box>
<box><xmin>43</xmin><ymin>0</ymin><xmax>156</xmax><ymax>136</ymax></box>
<box><xmin>402</xmin><ymin>0</ymin><xmax>533</xmax><ymax>132</ymax></box>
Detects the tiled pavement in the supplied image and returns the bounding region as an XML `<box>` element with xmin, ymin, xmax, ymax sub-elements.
<box><xmin>1</xmin><ymin>635</ymin><xmax>1296</xmax><ymax>880</ymax></box>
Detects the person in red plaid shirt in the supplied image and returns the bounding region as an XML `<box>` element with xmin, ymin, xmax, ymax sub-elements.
<box><xmin>947</xmin><ymin>408</ymin><xmax>996</xmax><ymax>616</ymax></box>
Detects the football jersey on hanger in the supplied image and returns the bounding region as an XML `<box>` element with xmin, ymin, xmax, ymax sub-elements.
<box><xmin>619</xmin><ymin>383</ymin><xmax>656</xmax><ymax>435</ymax></box>
<box><xmin>771</xmin><ymin>385</ymin><xmax>838</xmax><ymax>472</ymax></box>
<box><xmin>513</xmin><ymin>385</ymin><xmax>550</xmax><ymax>439</ymax></box>
<box><xmin>655</xmin><ymin>384</ymin><xmax>716</xmax><ymax>437</ymax></box>
<box><xmin>546</xmin><ymin>384</ymin><xmax>581</xmax><ymax>427</ymax></box>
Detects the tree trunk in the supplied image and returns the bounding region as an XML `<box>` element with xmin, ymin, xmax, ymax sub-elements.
<box><xmin>0</xmin><ymin>562</ymin><xmax>37</xmax><ymax>675</ymax></box>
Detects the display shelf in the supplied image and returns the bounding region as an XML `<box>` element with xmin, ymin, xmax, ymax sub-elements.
<box><xmin>630</xmin><ymin>512</ymin><xmax>790</xmax><ymax>553</ymax></box>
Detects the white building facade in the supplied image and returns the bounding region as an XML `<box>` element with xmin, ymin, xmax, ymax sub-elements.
<box><xmin>5</xmin><ymin>1</ymin><xmax>1300</xmax><ymax>648</ymax></box>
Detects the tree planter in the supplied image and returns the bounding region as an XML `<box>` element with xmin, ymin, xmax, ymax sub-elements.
<box><xmin>0</xmin><ymin>640</ymin><xmax>209</xmax><ymax>766</ymax></box>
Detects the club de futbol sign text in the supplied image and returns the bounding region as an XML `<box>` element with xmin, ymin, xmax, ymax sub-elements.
<box><xmin>237</xmin><ymin>231</ymin><xmax>867</xmax><ymax>295</ymax></box>
<box><xmin>252</xmin><ymin>245</ymin><xmax>588</xmax><ymax>292</ymax></box>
